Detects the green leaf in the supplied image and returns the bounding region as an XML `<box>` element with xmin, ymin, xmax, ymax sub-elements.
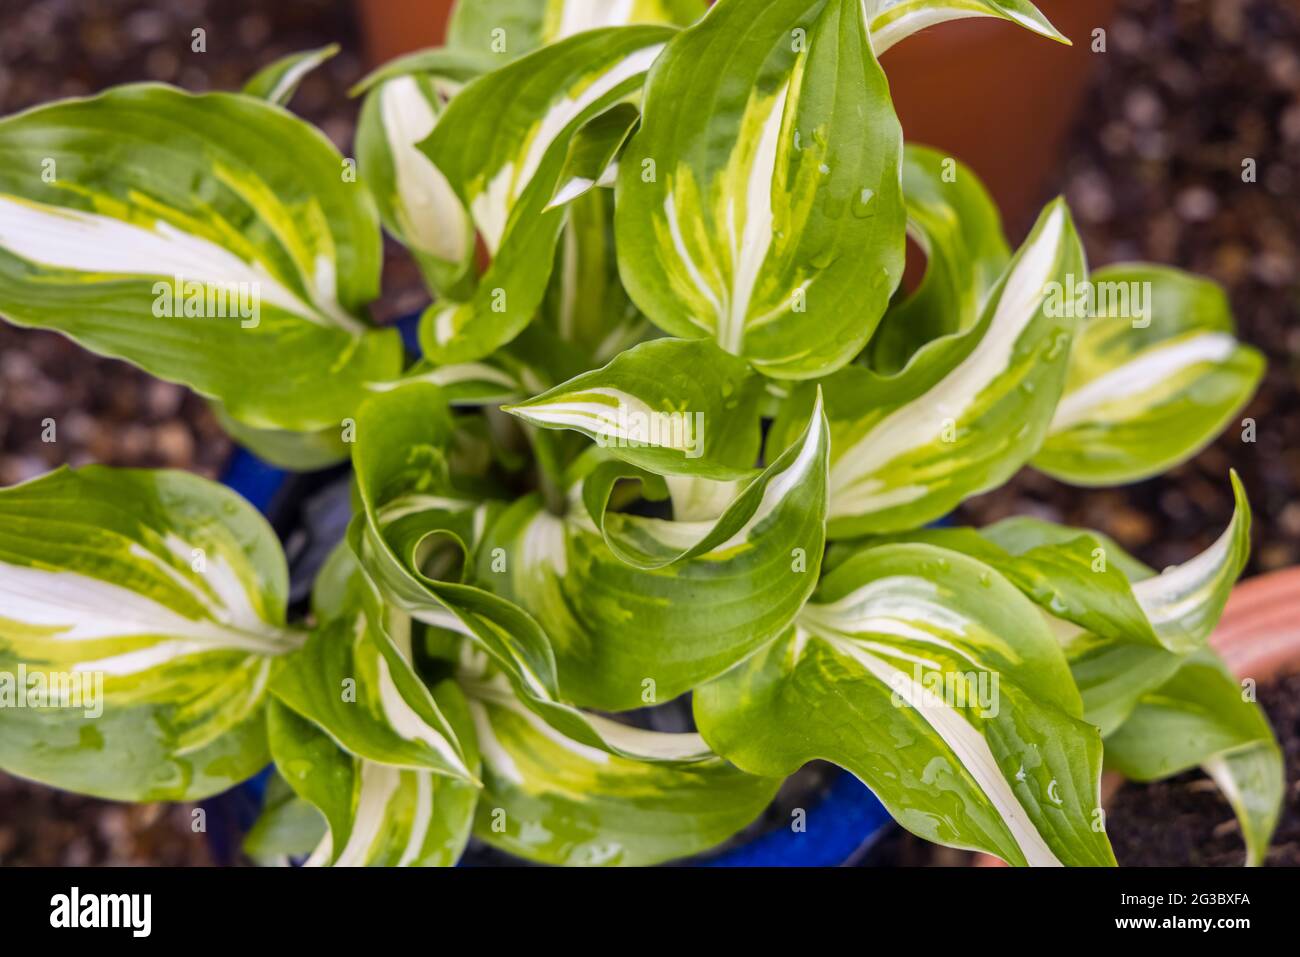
<box><xmin>548</xmin><ymin>102</ymin><xmax>640</xmax><ymax>210</ymax></box>
<box><xmin>866</xmin><ymin>145</ymin><xmax>1010</xmax><ymax>375</ymax></box>
<box><xmin>479</xmin><ymin>396</ymin><xmax>829</xmax><ymax>710</ymax></box>
<box><xmin>448</xmin><ymin>0</ymin><xmax>549</xmax><ymax>58</ymax></box>
<box><xmin>0</xmin><ymin>466</ymin><xmax>300</xmax><ymax>801</ymax></box>
<box><xmin>867</xmin><ymin>0</ymin><xmax>1068</xmax><ymax>55</ymax></box>
<box><xmin>447</xmin><ymin>0</ymin><xmax>704</xmax><ymax>59</ymax></box>
<box><xmin>0</xmin><ymin>85</ymin><xmax>403</xmax><ymax>434</ymax></box>
<box><xmin>696</xmin><ymin>543</ymin><xmax>1116</xmax><ymax>866</ymax></box>
<box><xmin>349</xmin><ymin>48</ymin><xmax>498</xmax><ymax>97</ymax></box>
<box><xmin>977</xmin><ymin>475</ymin><xmax>1251</xmax><ymax>734</ymax></box>
<box><xmin>356</xmin><ymin>68</ymin><xmax>480</xmax><ymax>297</ymax></box>
<box><xmin>267</xmin><ymin>682</ymin><xmax>481</xmax><ymax>867</ymax></box>
<box><xmin>505</xmin><ymin>336</ymin><xmax>765</xmax><ymax>480</ymax></box>
<box><xmin>270</xmin><ymin>555</ymin><xmax>476</xmax><ymax>783</ymax></box>
<box><xmin>778</xmin><ymin>199</ymin><xmax>1084</xmax><ymax>536</ymax></box>
<box><xmin>367</xmin><ymin>322</ymin><xmax>591</xmax><ymax>411</ymax></box>
<box><xmin>616</xmin><ymin>0</ymin><xmax>905</xmax><ymax>379</ymax></box>
<box><xmin>1105</xmin><ymin>650</ymin><xmax>1283</xmax><ymax>867</ymax></box>
<box><xmin>349</xmin><ymin>382</ymin><xmax>560</xmax><ymax>701</ymax></box>
<box><xmin>850</xmin><ymin>524</ymin><xmax>1164</xmax><ymax>651</ymax></box>
<box><xmin>463</xmin><ymin>676</ymin><xmax>778</xmax><ymax>865</ymax></box>
<box><xmin>989</xmin><ymin>474</ymin><xmax>1252</xmax><ymax>653</ymax></box>
<box><xmin>541</xmin><ymin>187</ymin><xmax>650</xmax><ymax>363</ymax></box>
<box><xmin>349</xmin><ymin>381</ymin><xmax>723</xmax><ymax>756</ymax></box>
<box><xmin>242</xmin><ymin>44</ymin><xmax>340</xmax><ymax>107</ymax></box>
<box><xmin>1066</xmin><ymin>636</ymin><xmax>1183</xmax><ymax>739</ymax></box>
<box><xmin>210</xmin><ymin>401</ymin><xmax>350</xmax><ymax>470</ymax></box>
<box><xmin>1034</xmin><ymin>265</ymin><xmax>1264</xmax><ymax>486</ymax></box>
<box><xmin>419</xmin><ymin>27</ymin><xmax>674</xmax><ymax>364</ymax></box>
<box><xmin>243</xmin><ymin>772</ymin><xmax>328</xmax><ymax>864</ymax></box>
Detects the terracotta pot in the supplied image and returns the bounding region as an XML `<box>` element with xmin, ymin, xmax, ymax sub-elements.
<box><xmin>356</xmin><ymin>0</ymin><xmax>454</xmax><ymax>62</ymax></box>
<box><xmin>975</xmin><ymin>565</ymin><xmax>1300</xmax><ymax>867</ymax></box>
<box><xmin>882</xmin><ymin>0</ymin><xmax>1120</xmax><ymax>237</ymax></box>
<box><xmin>353</xmin><ymin>0</ymin><xmax>1118</xmax><ymax>236</ymax></box>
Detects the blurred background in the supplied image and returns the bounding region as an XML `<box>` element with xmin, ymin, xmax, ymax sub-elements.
<box><xmin>0</xmin><ymin>0</ymin><xmax>1295</xmax><ymax>864</ymax></box>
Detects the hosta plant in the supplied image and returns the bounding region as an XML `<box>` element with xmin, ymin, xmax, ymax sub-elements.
<box><xmin>0</xmin><ymin>0</ymin><xmax>1280</xmax><ymax>867</ymax></box>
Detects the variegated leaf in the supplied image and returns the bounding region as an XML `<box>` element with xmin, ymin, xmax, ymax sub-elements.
<box><xmin>543</xmin><ymin>188</ymin><xmax>652</xmax><ymax>364</ymax></box>
<box><xmin>1035</xmin><ymin>265</ymin><xmax>1265</xmax><ymax>486</ymax></box>
<box><xmin>506</xmin><ymin>336</ymin><xmax>765</xmax><ymax>480</ymax></box>
<box><xmin>867</xmin><ymin>145</ymin><xmax>1010</xmax><ymax>374</ymax></box>
<box><xmin>462</xmin><ymin>674</ymin><xmax>778</xmax><ymax>865</ymax></box>
<box><xmin>419</xmin><ymin>27</ymin><xmax>673</xmax><ymax>364</ymax></box>
<box><xmin>270</xmin><ymin>550</ymin><xmax>475</xmax><ymax>782</ymax></box>
<box><xmin>0</xmin><ymin>85</ymin><xmax>402</xmax><ymax>434</ymax></box>
<box><xmin>843</xmin><ymin>525</ymin><xmax>1164</xmax><ymax>651</ymax></box>
<box><xmin>695</xmin><ymin>543</ymin><xmax>1116</xmax><ymax>866</ymax></box>
<box><xmin>370</xmin><ymin>322</ymin><xmax>592</xmax><ymax>410</ymax></box>
<box><xmin>867</xmin><ymin>0</ymin><xmax>1067</xmax><ymax>55</ymax></box>
<box><xmin>0</xmin><ymin>466</ymin><xmax>301</xmax><ymax>801</ymax></box>
<box><xmin>990</xmin><ymin>473</ymin><xmax>1252</xmax><ymax>655</ymax></box>
<box><xmin>356</xmin><ymin>63</ymin><xmax>481</xmax><ymax>297</ymax></box>
<box><xmin>774</xmin><ymin>200</ymin><xmax>1083</xmax><ymax>537</ymax></box>
<box><xmin>548</xmin><ymin>101</ymin><xmax>639</xmax><ymax>210</ymax></box>
<box><xmin>1060</xmin><ymin>476</ymin><xmax>1250</xmax><ymax>735</ymax></box>
<box><xmin>447</xmin><ymin>0</ymin><xmax>705</xmax><ymax>59</ymax></box>
<box><xmin>350</xmin><ymin>381</ymin><xmax>725</xmax><ymax>755</ymax></box>
<box><xmin>210</xmin><ymin>401</ymin><xmax>350</xmax><ymax>470</ymax></box>
<box><xmin>242</xmin><ymin>772</ymin><xmax>328</xmax><ymax>865</ymax></box>
<box><xmin>242</xmin><ymin>44</ymin><xmax>339</xmax><ymax>107</ymax></box>
<box><xmin>268</xmin><ymin>684</ymin><xmax>480</xmax><ymax>867</ymax></box>
<box><xmin>866</xmin><ymin>474</ymin><xmax>1250</xmax><ymax>660</ymax></box>
<box><xmin>617</xmin><ymin>0</ymin><xmax>906</xmax><ymax>379</ymax></box>
<box><xmin>479</xmin><ymin>397</ymin><xmax>828</xmax><ymax>710</ymax></box>
<box><xmin>1105</xmin><ymin>649</ymin><xmax>1283</xmax><ymax>867</ymax></box>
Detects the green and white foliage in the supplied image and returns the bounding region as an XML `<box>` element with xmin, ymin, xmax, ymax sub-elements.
<box><xmin>418</xmin><ymin>26</ymin><xmax>676</xmax><ymax>364</ymax></box>
<box><xmin>0</xmin><ymin>85</ymin><xmax>401</xmax><ymax>436</ymax></box>
<box><xmin>771</xmin><ymin>200</ymin><xmax>1086</xmax><ymax>536</ymax></box>
<box><xmin>243</xmin><ymin>44</ymin><xmax>340</xmax><ymax>107</ymax></box>
<box><xmin>1034</xmin><ymin>265</ymin><xmax>1265</xmax><ymax>486</ymax></box>
<box><xmin>696</xmin><ymin>543</ymin><xmax>1115</xmax><ymax>867</ymax></box>
<box><xmin>865</xmin><ymin>0</ymin><xmax>1067</xmax><ymax>55</ymax></box>
<box><xmin>267</xmin><ymin>688</ymin><xmax>480</xmax><ymax>867</ymax></box>
<box><xmin>0</xmin><ymin>467</ymin><xmax>300</xmax><ymax>800</ymax></box>
<box><xmin>355</xmin><ymin>51</ymin><xmax>488</xmax><ymax>298</ymax></box>
<box><xmin>866</xmin><ymin>146</ymin><xmax>1010</xmax><ymax>374</ymax></box>
<box><xmin>457</xmin><ymin>655</ymin><xmax>778</xmax><ymax>866</ymax></box>
<box><xmin>478</xmin><ymin>392</ymin><xmax>828</xmax><ymax>710</ymax></box>
<box><xmin>446</xmin><ymin>0</ymin><xmax>706</xmax><ymax>60</ymax></box>
<box><xmin>617</xmin><ymin>0</ymin><xmax>906</xmax><ymax>379</ymax></box>
<box><xmin>0</xmin><ymin>0</ymin><xmax>1277</xmax><ymax>868</ymax></box>
<box><xmin>258</xmin><ymin>545</ymin><xmax>481</xmax><ymax>867</ymax></box>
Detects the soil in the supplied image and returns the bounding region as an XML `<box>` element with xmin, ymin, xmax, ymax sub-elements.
<box><xmin>1106</xmin><ymin>670</ymin><xmax>1300</xmax><ymax>867</ymax></box>
<box><xmin>0</xmin><ymin>0</ymin><xmax>1297</xmax><ymax>865</ymax></box>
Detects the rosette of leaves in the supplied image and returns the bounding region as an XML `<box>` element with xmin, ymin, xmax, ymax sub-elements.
<box><xmin>0</xmin><ymin>0</ymin><xmax>1276</xmax><ymax>867</ymax></box>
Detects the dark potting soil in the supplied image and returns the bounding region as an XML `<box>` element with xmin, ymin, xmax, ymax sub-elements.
<box><xmin>1106</xmin><ymin>670</ymin><xmax>1300</xmax><ymax>867</ymax></box>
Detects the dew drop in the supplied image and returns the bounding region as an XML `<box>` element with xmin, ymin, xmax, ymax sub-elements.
<box><xmin>852</xmin><ymin>187</ymin><xmax>877</xmax><ymax>218</ymax></box>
